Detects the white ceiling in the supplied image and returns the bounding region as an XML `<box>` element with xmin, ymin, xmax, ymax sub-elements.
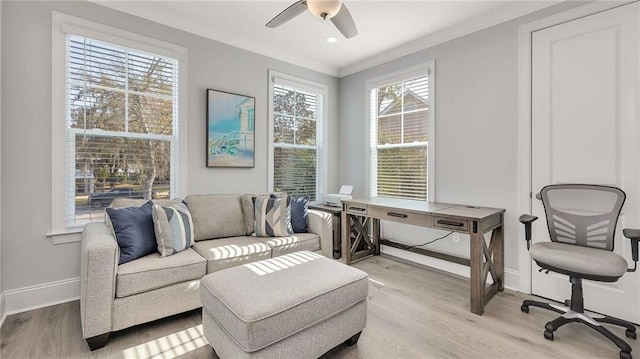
<box><xmin>93</xmin><ymin>0</ymin><xmax>560</xmax><ymax>77</ymax></box>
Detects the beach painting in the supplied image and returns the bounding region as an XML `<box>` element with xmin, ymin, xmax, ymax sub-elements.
<box><xmin>206</xmin><ymin>89</ymin><xmax>255</xmax><ymax>167</ymax></box>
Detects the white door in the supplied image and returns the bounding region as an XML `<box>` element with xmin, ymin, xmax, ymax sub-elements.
<box><xmin>531</xmin><ymin>2</ymin><xmax>640</xmax><ymax>322</ymax></box>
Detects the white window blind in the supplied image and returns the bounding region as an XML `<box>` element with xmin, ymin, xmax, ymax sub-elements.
<box><xmin>370</xmin><ymin>74</ymin><xmax>430</xmax><ymax>200</ymax></box>
<box><xmin>64</xmin><ymin>34</ymin><xmax>178</xmax><ymax>226</ymax></box>
<box><xmin>272</xmin><ymin>79</ymin><xmax>324</xmax><ymax>201</ymax></box>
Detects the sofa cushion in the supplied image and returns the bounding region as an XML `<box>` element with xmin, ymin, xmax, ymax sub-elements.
<box><xmin>255</xmin><ymin>233</ymin><xmax>320</xmax><ymax>257</ymax></box>
<box><xmin>116</xmin><ymin>248</ymin><xmax>206</xmax><ymax>298</ymax></box>
<box><xmin>184</xmin><ymin>195</ymin><xmax>247</xmax><ymax>240</ymax></box>
<box><xmin>241</xmin><ymin>194</ymin><xmax>257</xmax><ymax>235</ymax></box>
<box><xmin>106</xmin><ymin>201</ymin><xmax>156</xmax><ymax>265</ymax></box>
<box><xmin>254</xmin><ymin>195</ymin><xmax>293</xmax><ymax>237</ymax></box>
<box><xmin>106</xmin><ymin>198</ymin><xmax>183</xmax><ymax>233</ymax></box>
<box><xmin>291</xmin><ymin>195</ymin><xmax>309</xmax><ymax>233</ymax></box>
<box><xmin>152</xmin><ymin>203</ymin><xmax>195</xmax><ymax>256</ymax></box>
<box><xmin>192</xmin><ymin>237</ymin><xmax>272</xmax><ymax>273</ymax></box>
<box><xmin>241</xmin><ymin>193</ymin><xmax>284</xmax><ymax>236</ymax></box>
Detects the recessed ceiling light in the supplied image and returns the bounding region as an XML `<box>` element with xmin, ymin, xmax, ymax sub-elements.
<box><xmin>326</xmin><ymin>36</ymin><xmax>338</xmax><ymax>43</ymax></box>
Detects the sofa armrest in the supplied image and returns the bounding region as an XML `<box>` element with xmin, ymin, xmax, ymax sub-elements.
<box><xmin>80</xmin><ymin>222</ymin><xmax>119</xmax><ymax>339</ymax></box>
<box><xmin>307</xmin><ymin>209</ymin><xmax>333</xmax><ymax>258</ymax></box>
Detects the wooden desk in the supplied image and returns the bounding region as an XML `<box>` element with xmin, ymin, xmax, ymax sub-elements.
<box><xmin>341</xmin><ymin>197</ymin><xmax>505</xmax><ymax>315</ymax></box>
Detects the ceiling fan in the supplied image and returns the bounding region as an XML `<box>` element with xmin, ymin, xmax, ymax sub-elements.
<box><xmin>265</xmin><ymin>0</ymin><xmax>358</xmax><ymax>39</ymax></box>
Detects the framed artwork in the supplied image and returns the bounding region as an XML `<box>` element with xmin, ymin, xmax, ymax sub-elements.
<box><xmin>206</xmin><ymin>89</ymin><xmax>255</xmax><ymax>168</ymax></box>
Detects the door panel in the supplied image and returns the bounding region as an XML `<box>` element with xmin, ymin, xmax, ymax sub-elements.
<box><xmin>531</xmin><ymin>2</ymin><xmax>639</xmax><ymax>322</ymax></box>
<box><xmin>550</xmin><ymin>27</ymin><xmax>618</xmax><ymax>185</ymax></box>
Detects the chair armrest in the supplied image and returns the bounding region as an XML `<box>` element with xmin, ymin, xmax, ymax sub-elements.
<box><xmin>519</xmin><ymin>214</ymin><xmax>538</xmax><ymax>250</ymax></box>
<box><xmin>80</xmin><ymin>222</ymin><xmax>119</xmax><ymax>339</ymax></box>
<box><xmin>307</xmin><ymin>209</ymin><xmax>333</xmax><ymax>258</ymax></box>
<box><xmin>624</xmin><ymin>229</ymin><xmax>640</xmax><ymax>264</ymax></box>
<box><xmin>519</xmin><ymin>214</ymin><xmax>538</xmax><ymax>224</ymax></box>
<box><xmin>623</xmin><ymin>229</ymin><xmax>640</xmax><ymax>240</ymax></box>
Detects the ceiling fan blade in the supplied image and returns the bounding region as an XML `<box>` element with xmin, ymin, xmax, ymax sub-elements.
<box><xmin>331</xmin><ymin>3</ymin><xmax>358</xmax><ymax>38</ymax></box>
<box><xmin>265</xmin><ymin>0</ymin><xmax>307</xmax><ymax>28</ymax></box>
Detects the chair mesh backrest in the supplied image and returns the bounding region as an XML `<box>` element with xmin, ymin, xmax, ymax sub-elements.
<box><xmin>540</xmin><ymin>184</ymin><xmax>625</xmax><ymax>251</ymax></box>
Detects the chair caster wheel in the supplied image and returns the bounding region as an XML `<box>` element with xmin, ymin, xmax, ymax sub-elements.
<box><xmin>626</xmin><ymin>329</ymin><xmax>637</xmax><ymax>340</ymax></box>
<box><xmin>521</xmin><ymin>305</ymin><xmax>529</xmax><ymax>313</ymax></box>
<box><xmin>544</xmin><ymin>330</ymin><xmax>554</xmax><ymax>341</ymax></box>
<box><xmin>620</xmin><ymin>351</ymin><xmax>632</xmax><ymax>359</ymax></box>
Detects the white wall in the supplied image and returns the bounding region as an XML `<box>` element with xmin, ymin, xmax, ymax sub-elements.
<box><xmin>337</xmin><ymin>2</ymin><xmax>582</xmax><ymax>289</ymax></box>
<box><xmin>0</xmin><ymin>1</ymin><xmax>338</xmax><ymax>312</ymax></box>
<box><xmin>0</xmin><ymin>0</ymin><xmax>5</xmax><ymax>326</ymax></box>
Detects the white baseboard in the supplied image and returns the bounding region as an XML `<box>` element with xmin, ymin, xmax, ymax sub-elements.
<box><xmin>4</xmin><ymin>277</ymin><xmax>80</xmax><ymax>316</ymax></box>
<box><xmin>381</xmin><ymin>246</ymin><xmax>521</xmax><ymax>291</ymax></box>
<box><xmin>504</xmin><ymin>268</ymin><xmax>520</xmax><ymax>292</ymax></box>
<box><xmin>0</xmin><ymin>291</ymin><xmax>6</xmax><ymax>329</ymax></box>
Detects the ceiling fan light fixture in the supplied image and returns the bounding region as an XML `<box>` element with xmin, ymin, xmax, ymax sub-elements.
<box><xmin>265</xmin><ymin>0</ymin><xmax>357</xmax><ymax>39</ymax></box>
<box><xmin>307</xmin><ymin>0</ymin><xmax>342</xmax><ymax>20</ymax></box>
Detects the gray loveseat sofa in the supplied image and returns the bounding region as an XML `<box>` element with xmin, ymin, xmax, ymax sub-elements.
<box><xmin>80</xmin><ymin>194</ymin><xmax>333</xmax><ymax>350</ymax></box>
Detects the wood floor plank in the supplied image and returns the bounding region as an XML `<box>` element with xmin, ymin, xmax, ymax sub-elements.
<box><xmin>2</xmin><ymin>254</ymin><xmax>639</xmax><ymax>358</ymax></box>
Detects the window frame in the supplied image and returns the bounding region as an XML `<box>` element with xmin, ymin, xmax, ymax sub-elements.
<box><xmin>51</xmin><ymin>12</ymin><xmax>188</xmax><ymax>238</ymax></box>
<box><xmin>267</xmin><ymin>70</ymin><xmax>327</xmax><ymax>200</ymax></box>
<box><xmin>365</xmin><ymin>62</ymin><xmax>435</xmax><ymax>201</ymax></box>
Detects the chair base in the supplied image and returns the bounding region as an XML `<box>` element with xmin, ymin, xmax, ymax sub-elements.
<box><xmin>522</xmin><ymin>299</ymin><xmax>635</xmax><ymax>359</ymax></box>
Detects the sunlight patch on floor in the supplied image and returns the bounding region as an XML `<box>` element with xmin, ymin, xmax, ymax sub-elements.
<box><xmin>121</xmin><ymin>324</ymin><xmax>207</xmax><ymax>359</ymax></box>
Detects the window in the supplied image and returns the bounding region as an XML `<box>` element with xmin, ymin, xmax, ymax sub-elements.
<box><xmin>368</xmin><ymin>63</ymin><xmax>435</xmax><ymax>201</ymax></box>
<box><xmin>52</xmin><ymin>14</ymin><xmax>187</xmax><ymax>233</ymax></box>
<box><xmin>269</xmin><ymin>71</ymin><xmax>326</xmax><ymax>201</ymax></box>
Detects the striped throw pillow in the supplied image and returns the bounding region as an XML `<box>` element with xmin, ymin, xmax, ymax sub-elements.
<box><xmin>152</xmin><ymin>203</ymin><xmax>195</xmax><ymax>256</ymax></box>
<box><xmin>254</xmin><ymin>195</ymin><xmax>293</xmax><ymax>237</ymax></box>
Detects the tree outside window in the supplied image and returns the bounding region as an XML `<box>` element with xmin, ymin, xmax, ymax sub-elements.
<box><xmin>372</xmin><ymin>75</ymin><xmax>429</xmax><ymax>200</ymax></box>
<box><xmin>273</xmin><ymin>83</ymin><xmax>322</xmax><ymax>200</ymax></box>
<box><xmin>67</xmin><ymin>35</ymin><xmax>177</xmax><ymax>224</ymax></box>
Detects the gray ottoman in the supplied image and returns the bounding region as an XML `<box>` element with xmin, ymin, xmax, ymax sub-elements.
<box><xmin>200</xmin><ymin>250</ymin><xmax>368</xmax><ymax>359</ymax></box>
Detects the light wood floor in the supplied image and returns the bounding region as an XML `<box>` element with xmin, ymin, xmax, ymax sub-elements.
<box><xmin>2</xmin><ymin>255</ymin><xmax>639</xmax><ymax>358</ymax></box>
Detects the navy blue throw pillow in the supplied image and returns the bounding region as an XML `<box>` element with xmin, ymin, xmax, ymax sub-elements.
<box><xmin>106</xmin><ymin>201</ymin><xmax>156</xmax><ymax>265</ymax></box>
<box><xmin>291</xmin><ymin>196</ymin><xmax>309</xmax><ymax>233</ymax></box>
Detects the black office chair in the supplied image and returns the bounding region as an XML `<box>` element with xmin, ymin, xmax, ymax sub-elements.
<box><xmin>519</xmin><ymin>184</ymin><xmax>639</xmax><ymax>359</ymax></box>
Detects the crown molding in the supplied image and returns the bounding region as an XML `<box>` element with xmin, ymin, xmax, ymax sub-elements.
<box><xmin>90</xmin><ymin>1</ymin><xmax>560</xmax><ymax>78</ymax></box>
<box><xmin>90</xmin><ymin>1</ymin><xmax>340</xmax><ymax>77</ymax></box>
<box><xmin>338</xmin><ymin>1</ymin><xmax>561</xmax><ymax>77</ymax></box>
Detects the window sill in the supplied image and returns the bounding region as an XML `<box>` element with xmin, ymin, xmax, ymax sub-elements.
<box><xmin>46</xmin><ymin>229</ymin><xmax>83</xmax><ymax>245</ymax></box>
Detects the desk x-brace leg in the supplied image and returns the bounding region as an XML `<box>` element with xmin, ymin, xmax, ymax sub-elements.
<box><xmin>343</xmin><ymin>213</ymin><xmax>378</xmax><ymax>263</ymax></box>
<box><xmin>470</xmin><ymin>221</ymin><xmax>504</xmax><ymax>315</ymax></box>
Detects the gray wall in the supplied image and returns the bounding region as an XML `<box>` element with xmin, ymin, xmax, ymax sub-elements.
<box><xmin>338</xmin><ymin>2</ymin><xmax>581</xmax><ymax>287</ymax></box>
<box><xmin>0</xmin><ymin>1</ymin><xmax>339</xmax><ymax>291</ymax></box>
